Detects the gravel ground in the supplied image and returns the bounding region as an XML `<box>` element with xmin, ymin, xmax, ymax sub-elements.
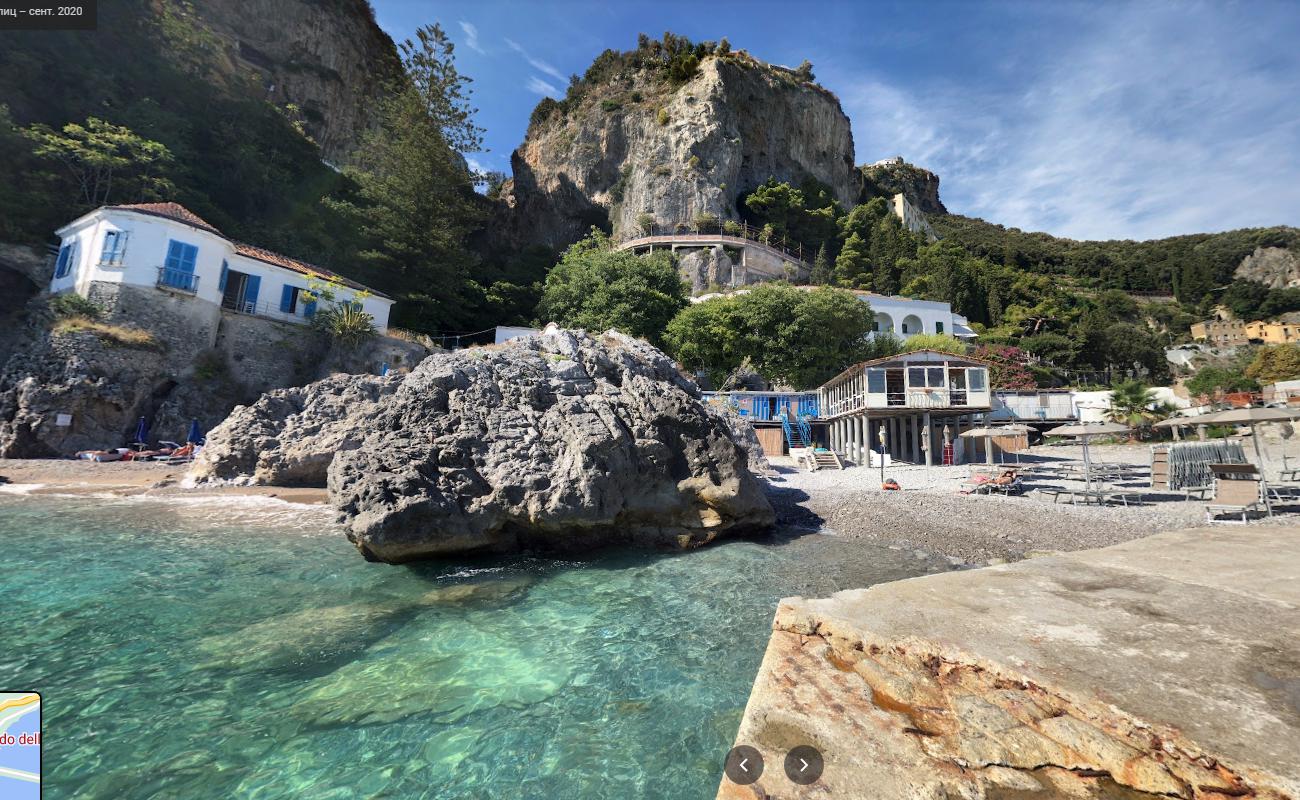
<box><xmin>763</xmin><ymin>442</ymin><xmax>1298</xmax><ymax>565</ymax></box>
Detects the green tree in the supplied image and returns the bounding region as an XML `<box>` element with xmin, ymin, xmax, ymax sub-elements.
<box><xmin>537</xmin><ymin>229</ymin><xmax>687</xmax><ymax>345</ymax></box>
<box><xmin>1020</xmin><ymin>333</ymin><xmax>1077</xmax><ymax>366</ymax></box>
<box><xmin>810</xmin><ymin>242</ymin><xmax>832</xmax><ymax>285</ymax></box>
<box><xmin>899</xmin><ymin>333</ymin><xmax>966</xmax><ymax>355</ymax></box>
<box><xmin>23</xmin><ymin>116</ymin><xmax>174</xmax><ymax>207</ymax></box>
<box><xmin>834</xmin><ymin>232</ymin><xmax>870</xmax><ymax>287</ymax></box>
<box><xmin>663</xmin><ymin>284</ymin><xmax>874</xmax><ymax>389</ymax></box>
<box><xmin>326</xmin><ymin>23</ymin><xmax>484</xmax><ymax>331</ymax></box>
<box><xmin>1185</xmin><ymin>366</ymin><xmax>1257</xmax><ymax>399</ymax></box>
<box><xmin>741</xmin><ymin>177</ymin><xmax>842</xmax><ymax>252</ymax></box>
<box><xmin>663</xmin><ymin>297</ymin><xmax>745</xmax><ymax>388</ymax></box>
<box><xmin>1245</xmin><ymin>344</ymin><xmax>1300</xmax><ymax>384</ymax></box>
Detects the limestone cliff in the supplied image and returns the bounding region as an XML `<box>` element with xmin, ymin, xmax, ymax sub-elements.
<box><xmin>497</xmin><ymin>50</ymin><xmax>858</xmax><ymax>248</ymax></box>
<box><xmin>188</xmin><ymin>0</ymin><xmax>402</xmax><ymax>163</ymax></box>
<box><xmin>1234</xmin><ymin>246</ymin><xmax>1300</xmax><ymax>289</ymax></box>
<box><xmin>860</xmin><ymin>157</ymin><xmax>948</xmax><ymax>215</ymax></box>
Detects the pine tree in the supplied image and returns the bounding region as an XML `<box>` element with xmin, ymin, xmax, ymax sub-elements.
<box><xmin>834</xmin><ymin>233</ymin><xmax>870</xmax><ymax>287</ymax></box>
<box><xmin>811</xmin><ymin>243</ymin><xmax>832</xmax><ymax>285</ymax></box>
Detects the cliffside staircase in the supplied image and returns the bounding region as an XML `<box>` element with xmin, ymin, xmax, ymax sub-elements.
<box><xmin>779</xmin><ymin>412</ymin><xmax>809</xmax><ymax>450</ymax></box>
<box><xmin>780</xmin><ymin>412</ymin><xmax>843</xmax><ymax>471</ymax></box>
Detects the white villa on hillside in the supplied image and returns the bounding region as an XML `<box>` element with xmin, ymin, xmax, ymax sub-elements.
<box><xmin>691</xmin><ymin>287</ymin><xmax>975</xmax><ymax>341</ymax></box>
<box><xmin>848</xmin><ymin>290</ymin><xmax>975</xmax><ymax>340</ymax></box>
<box><xmin>49</xmin><ymin>202</ymin><xmax>393</xmax><ymax>331</ymax></box>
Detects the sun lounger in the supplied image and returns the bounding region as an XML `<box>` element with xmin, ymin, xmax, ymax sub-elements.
<box><xmin>1205</xmin><ymin>464</ymin><xmax>1269</xmax><ymax>522</ymax></box>
<box><xmin>158</xmin><ymin>443</ymin><xmax>198</xmax><ymax>464</ymax></box>
<box><xmin>988</xmin><ymin>477</ymin><xmax>1026</xmax><ymax>496</ymax></box>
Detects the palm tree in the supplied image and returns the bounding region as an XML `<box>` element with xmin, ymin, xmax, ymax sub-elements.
<box><xmin>1107</xmin><ymin>380</ymin><xmax>1158</xmax><ymax>440</ymax></box>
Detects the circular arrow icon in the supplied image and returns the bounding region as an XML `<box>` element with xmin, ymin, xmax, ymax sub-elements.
<box><xmin>723</xmin><ymin>745</ymin><xmax>764</xmax><ymax>785</ymax></box>
<box><xmin>784</xmin><ymin>745</ymin><xmax>824</xmax><ymax>785</ymax></box>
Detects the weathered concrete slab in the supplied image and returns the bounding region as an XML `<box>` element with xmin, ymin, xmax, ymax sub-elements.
<box><xmin>720</xmin><ymin>527</ymin><xmax>1300</xmax><ymax>799</ymax></box>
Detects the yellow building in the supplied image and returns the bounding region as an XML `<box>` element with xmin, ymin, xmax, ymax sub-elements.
<box><xmin>1244</xmin><ymin>320</ymin><xmax>1300</xmax><ymax>344</ymax></box>
<box><xmin>1190</xmin><ymin>319</ymin><xmax>1248</xmax><ymax>346</ymax></box>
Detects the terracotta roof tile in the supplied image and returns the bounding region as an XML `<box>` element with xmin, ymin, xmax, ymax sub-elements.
<box><xmin>232</xmin><ymin>243</ymin><xmax>388</xmax><ymax>299</ymax></box>
<box><xmin>105</xmin><ymin>202</ymin><xmax>387</xmax><ymax>299</ymax></box>
<box><xmin>109</xmin><ymin>202</ymin><xmax>222</xmax><ymax>235</ymax></box>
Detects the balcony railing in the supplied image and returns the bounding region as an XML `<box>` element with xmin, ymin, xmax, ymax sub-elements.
<box><xmin>221</xmin><ymin>298</ymin><xmax>312</xmax><ymax>326</ymax></box>
<box><xmin>156</xmin><ymin>266</ymin><xmax>199</xmax><ymax>293</ymax></box>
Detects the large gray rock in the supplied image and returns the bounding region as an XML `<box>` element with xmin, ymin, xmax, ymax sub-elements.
<box><xmin>677</xmin><ymin>246</ymin><xmax>737</xmax><ymax>295</ymax></box>
<box><xmin>1235</xmin><ymin>246</ymin><xmax>1300</xmax><ymax>289</ymax></box>
<box><xmin>187</xmin><ymin>372</ymin><xmax>401</xmax><ymax>486</ymax></box>
<box><xmin>193</xmin><ymin>327</ymin><xmax>775</xmax><ymax>561</ymax></box>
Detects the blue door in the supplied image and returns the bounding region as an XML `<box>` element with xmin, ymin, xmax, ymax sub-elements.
<box><xmin>162</xmin><ymin>241</ymin><xmax>199</xmax><ymax>291</ymax></box>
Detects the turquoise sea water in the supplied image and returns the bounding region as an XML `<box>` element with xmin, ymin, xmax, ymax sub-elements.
<box><xmin>0</xmin><ymin>494</ymin><xmax>943</xmax><ymax>799</ymax></box>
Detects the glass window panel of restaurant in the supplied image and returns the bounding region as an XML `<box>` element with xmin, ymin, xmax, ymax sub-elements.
<box><xmin>867</xmin><ymin>369</ymin><xmax>887</xmax><ymax>393</ymax></box>
<box><xmin>968</xmin><ymin>368</ymin><xmax>987</xmax><ymax>391</ymax></box>
<box><xmin>907</xmin><ymin>367</ymin><xmax>926</xmax><ymax>388</ymax></box>
<box><xmin>926</xmin><ymin>367</ymin><xmax>944</xmax><ymax>387</ymax></box>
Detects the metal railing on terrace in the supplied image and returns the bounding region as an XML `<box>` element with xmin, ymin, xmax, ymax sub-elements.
<box><xmin>221</xmin><ymin>297</ymin><xmax>313</xmax><ymax>326</ymax></box>
<box><xmin>616</xmin><ymin>220</ymin><xmax>814</xmax><ymax>269</ymax></box>
<box><xmin>156</xmin><ymin>266</ymin><xmax>199</xmax><ymax>293</ymax></box>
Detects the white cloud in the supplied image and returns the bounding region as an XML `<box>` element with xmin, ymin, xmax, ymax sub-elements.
<box><xmin>505</xmin><ymin>37</ymin><xmax>568</xmax><ymax>84</ymax></box>
<box><xmin>525</xmin><ymin>76</ymin><xmax>559</xmax><ymax>97</ymax></box>
<box><xmin>838</xmin><ymin>4</ymin><xmax>1300</xmax><ymax>240</ymax></box>
<box><xmin>458</xmin><ymin>21</ymin><xmax>485</xmax><ymax>55</ymax></box>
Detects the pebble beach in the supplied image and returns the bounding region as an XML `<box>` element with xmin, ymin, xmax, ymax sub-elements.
<box><xmin>761</xmin><ymin>441</ymin><xmax>1293</xmax><ymax>565</ymax></box>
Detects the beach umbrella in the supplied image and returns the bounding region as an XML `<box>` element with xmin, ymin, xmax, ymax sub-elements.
<box><xmin>1193</xmin><ymin>406</ymin><xmax>1297</xmax><ymax>478</ymax></box>
<box><xmin>958</xmin><ymin>426</ymin><xmax>1005</xmax><ymax>465</ymax></box>
<box><xmin>1044</xmin><ymin>422</ymin><xmax>1131</xmax><ymax>491</ymax></box>
<box><xmin>186</xmin><ymin>419</ymin><xmax>204</xmax><ymax>445</ymax></box>
<box><xmin>131</xmin><ymin>416</ymin><xmax>149</xmax><ymax>449</ymax></box>
<box><xmin>997</xmin><ymin>423</ymin><xmax>1034</xmax><ymax>464</ymax></box>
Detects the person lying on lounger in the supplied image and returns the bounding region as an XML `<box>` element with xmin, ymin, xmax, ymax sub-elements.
<box><xmin>992</xmin><ymin>470</ymin><xmax>1019</xmax><ymax>486</ymax></box>
<box><xmin>75</xmin><ymin>449</ymin><xmax>123</xmax><ymax>462</ymax></box>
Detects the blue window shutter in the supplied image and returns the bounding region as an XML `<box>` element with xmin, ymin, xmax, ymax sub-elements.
<box><xmin>54</xmin><ymin>245</ymin><xmax>71</xmax><ymax>278</ymax></box>
<box><xmin>166</xmin><ymin>241</ymin><xmax>198</xmax><ymax>273</ymax></box>
<box><xmin>304</xmin><ymin>300</ymin><xmax>317</xmax><ymax>320</ymax></box>
<box><xmin>280</xmin><ymin>284</ymin><xmax>294</xmax><ymax>313</ymax></box>
<box><xmin>244</xmin><ymin>275</ymin><xmax>260</xmax><ymax>308</ymax></box>
<box><xmin>101</xmin><ymin>232</ymin><xmax>117</xmax><ymax>264</ymax></box>
<box><xmin>165</xmin><ymin>241</ymin><xmax>182</xmax><ymax>271</ymax></box>
<box><xmin>218</xmin><ymin>261</ymin><xmax>229</xmax><ymax>292</ymax></box>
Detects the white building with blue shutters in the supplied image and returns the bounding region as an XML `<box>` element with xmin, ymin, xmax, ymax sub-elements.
<box><xmin>48</xmin><ymin>202</ymin><xmax>393</xmax><ymax>331</ymax></box>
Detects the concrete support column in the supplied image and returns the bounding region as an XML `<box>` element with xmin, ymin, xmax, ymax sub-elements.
<box><xmin>911</xmin><ymin>415</ymin><xmax>922</xmax><ymax>464</ymax></box>
<box><xmin>831</xmin><ymin>419</ymin><xmax>839</xmax><ymax>454</ymax></box>
<box><xmin>963</xmin><ymin>415</ymin><xmax>975</xmax><ymax>463</ymax></box>
<box><xmin>923</xmin><ymin>411</ymin><xmax>933</xmax><ymax>467</ymax></box>
<box><xmin>856</xmin><ymin>416</ymin><xmax>865</xmax><ymax>464</ymax></box>
<box><xmin>891</xmin><ymin>418</ymin><xmax>901</xmax><ymax>460</ymax></box>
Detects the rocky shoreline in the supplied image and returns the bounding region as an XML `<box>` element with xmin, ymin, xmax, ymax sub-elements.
<box><xmin>720</xmin><ymin>527</ymin><xmax>1300</xmax><ymax>799</ymax></box>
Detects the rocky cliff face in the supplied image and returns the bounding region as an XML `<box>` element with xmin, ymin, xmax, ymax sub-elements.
<box><xmin>1234</xmin><ymin>246</ymin><xmax>1300</xmax><ymax>289</ymax></box>
<box><xmin>861</xmin><ymin>158</ymin><xmax>948</xmax><ymax>215</ymax></box>
<box><xmin>191</xmin><ymin>0</ymin><xmax>401</xmax><ymax>163</ymax></box>
<box><xmin>192</xmin><ymin>326</ymin><xmax>775</xmax><ymax>562</ymax></box>
<box><xmin>498</xmin><ymin>54</ymin><xmax>858</xmax><ymax>248</ymax></box>
<box><xmin>0</xmin><ymin>285</ymin><xmax>429</xmax><ymax>459</ymax></box>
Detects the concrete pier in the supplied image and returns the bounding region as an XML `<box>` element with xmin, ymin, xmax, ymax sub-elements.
<box><xmin>719</xmin><ymin>527</ymin><xmax>1300</xmax><ymax>799</ymax></box>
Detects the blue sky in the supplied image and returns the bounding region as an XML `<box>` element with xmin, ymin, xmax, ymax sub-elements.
<box><xmin>371</xmin><ymin>0</ymin><xmax>1300</xmax><ymax>242</ymax></box>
